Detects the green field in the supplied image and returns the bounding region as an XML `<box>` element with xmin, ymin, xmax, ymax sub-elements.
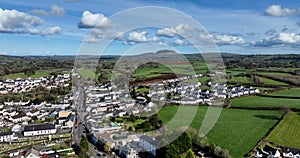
<box><xmin>260</xmin><ymin>77</ymin><xmax>290</xmax><ymax>85</ymax></box>
<box><xmin>133</xmin><ymin>64</ymin><xmax>173</xmax><ymax>78</ymax></box>
<box><xmin>3</xmin><ymin>70</ymin><xmax>56</xmax><ymax>79</ymax></box>
<box><xmin>158</xmin><ymin>106</ymin><xmax>281</xmax><ymax>157</ymax></box>
<box><xmin>228</xmin><ymin>76</ymin><xmax>253</xmax><ymax>84</ymax></box>
<box><xmin>265</xmin><ymin>88</ymin><xmax>300</xmax><ymax>97</ymax></box>
<box><xmin>78</xmin><ymin>68</ymin><xmax>96</xmax><ymax>79</ymax></box>
<box><xmin>266</xmin><ymin>112</ymin><xmax>300</xmax><ymax>148</ymax></box>
<box><xmin>227</xmin><ymin>75</ymin><xmax>290</xmax><ymax>86</ymax></box>
<box><xmin>132</xmin><ymin>61</ymin><xmax>208</xmax><ymax>79</ymax></box>
<box><xmin>231</xmin><ymin>96</ymin><xmax>300</xmax><ymax>109</ymax></box>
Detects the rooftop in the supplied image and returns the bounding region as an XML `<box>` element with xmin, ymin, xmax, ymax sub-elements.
<box><xmin>24</xmin><ymin>124</ymin><xmax>55</xmax><ymax>132</ymax></box>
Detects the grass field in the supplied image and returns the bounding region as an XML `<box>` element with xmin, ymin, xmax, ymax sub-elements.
<box><xmin>227</xmin><ymin>75</ymin><xmax>290</xmax><ymax>86</ymax></box>
<box><xmin>158</xmin><ymin>106</ymin><xmax>281</xmax><ymax>157</ymax></box>
<box><xmin>132</xmin><ymin>61</ymin><xmax>208</xmax><ymax>79</ymax></box>
<box><xmin>3</xmin><ymin>70</ymin><xmax>56</xmax><ymax>79</ymax></box>
<box><xmin>265</xmin><ymin>88</ymin><xmax>300</xmax><ymax>97</ymax></box>
<box><xmin>78</xmin><ymin>68</ymin><xmax>96</xmax><ymax>79</ymax></box>
<box><xmin>231</xmin><ymin>96</ymin><xmax>300</xmax><ymax>109</ymax></box>
<box><xmin>260</xmin><ymin>77</ymin><xmax>290</xmax><ymax>86</ymax></box>
<box><xmin>132</xmin><ymin>64</ymin><xmax>173</xmax><ymax>78</ymax></box>
<box><xmin>266</xmin><ymin>112</ymin><xmax>300</xmax><ymax>148</ymax></box>
<box><xmin>228</xmin><ymin>76</ymin><xmax>253</xmax><ymax>84</ymax></box>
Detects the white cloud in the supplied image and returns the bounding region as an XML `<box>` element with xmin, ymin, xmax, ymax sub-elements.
<box><xmin>79</xmin><ymin>10</ymin><xmax>114</xmax><ymax>28</ymax></box>
<box><xmin>127</xmin><ymin>31</ymin><xmax>159</xmax><ymax>43</ymax></box>
<box><xmin>50</xmin><ymin>5</ymin><xmax>65</xmax><ymax>17</ymax></box>
<box><xmin>251</xmin><ymin>33</ymin><xmax>300</xmax><ymax>46</ymax></box>
<box><xmin>82</xmin><ymin>36</ymin><xmax>100</xmax><ymax>43</ymax></box>
<box><xmin>264</xmin><ymin>5</ymin><xmax>298</xmax><ymax>16</ymax></box>
<box><xmin>30</xmin><ymin>9</ymin><xmax>49</xmax><ymax>16</ymax></box>
<box><xmin>174</xmin><ymin>38</ymin><xmax>184</xmax><ymax>45</ymax></box>
<box><xmin>0</xmin><ymin>8</ymin><xmax>43</xmax><ymax>33</ymax></box>
<box><xmin>157</xmin><ymin>23</ymin><xmax>192</xmax><ymax>37</ymax></box>
<box><xmin>27</xmin><ymin>28</ymin><xmax>40</xmax><ymax>35</ymax></box>
<box><xmin>30</xmin><ymin>5</ymin><xmax>65</xmax><ymax>17</ymax></box>
<box><xmin>199</xmin><ymin>33</ymin><xmax>245</xmax><ymax>45</ymax></box>
<box><xmin>128</xmin><ymin>31</ymin><xmax>148</xmax><ymax>42</ymax></box>
<box><xmin>82</xmin><ymin>29</ymin><xmax>124</xmax><ymax>43</ymax></box>
<box><xmin>214</xmin><ymin>35</ymin><xmax>245</xmax><ymax>45</ymax></box>
<box><xmin>41</xmin><ymin>26</ymin><xmax>62</xmax><ymax>35</ymax></box>
<box><xmin>27</xmin><ymin>26</ymin><xmax>62</xmax><ymax>36</ymax></box>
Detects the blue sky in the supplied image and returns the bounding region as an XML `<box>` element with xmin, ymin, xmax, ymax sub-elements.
<box><xmin>0</xmin><ymin>0</ymin><xmax>300</xmax><ymax>55</ymax></box>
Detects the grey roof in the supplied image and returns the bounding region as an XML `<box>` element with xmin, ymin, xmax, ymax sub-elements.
<box><xmin>24</xmin><ymin>124</ymin><xmax>55</xmax><ymax>132</ymax></box>
<box><xmin>140</xmin><ymin>135</ymin><xmax>159</xmax><ymax>146</ymax></box>
<box><xmin>0</xmin><ymin>131</ymin><xmax>13</xmax><ymax>136</ymax></box>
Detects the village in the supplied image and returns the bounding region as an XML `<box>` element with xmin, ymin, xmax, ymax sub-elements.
<box><xmin>1</xmin><ymin>71</ymin><xmax>299</xmax><ymax>158</ymax></box>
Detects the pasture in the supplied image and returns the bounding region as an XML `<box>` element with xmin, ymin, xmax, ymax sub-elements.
<box><xmin>266</xmin><ymin>112</ymin><xmax>300</xmax><ymax>149</ymax></box>
<box><xmin>231</xmin><ymin>96</ymin><xmax>300</xmax><ymax>109</ymax></box>
<box><xmin>158</xmin><ymin>106</ymin><xmax>281</xmax><ymax>157</ymax></box>
<box><xmin>265</xmin><ymin>88</ymin><xmax>300</xmax><ymax>97</ymax></box>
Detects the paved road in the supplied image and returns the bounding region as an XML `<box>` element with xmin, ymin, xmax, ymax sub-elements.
<box><xmin>73</xmin><ymin>83</ymin><xmax>86</xmax><ymax>145</ymax></box>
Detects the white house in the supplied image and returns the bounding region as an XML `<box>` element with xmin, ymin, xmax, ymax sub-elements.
<box><xmin>23</xmin><ymin>124</ymin><xmax>56</xmax><ymax>136</ymax></box>
<box><xmin>0</xmin><ymin>131</ymin><xmax>18</xmax><ymax>142</ymax></box>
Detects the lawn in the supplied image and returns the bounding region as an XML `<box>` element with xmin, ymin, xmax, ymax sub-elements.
<box><xmin>158</xmin><ymin>106</ymin><xmax>281</xmax><ymax>157</ymax></box>
<box><xmin>266</xmin><ymin>112</ymin><xmax>300</xmax><ymax>148</ymax></box>
<box><xmin>231</xmin><ymin>96</ymin><xmax>300</xmax><ymax>109</ymax></box>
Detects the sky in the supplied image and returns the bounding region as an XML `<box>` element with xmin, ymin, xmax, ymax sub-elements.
<box><xmin>1</xmin><ymin>0</ymin><xmax>300</xmax><ymax>55</ymax></box>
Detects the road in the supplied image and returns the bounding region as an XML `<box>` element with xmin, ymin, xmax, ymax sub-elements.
<box><xmin>72</xmin><ymin>81</ymin><xmax>86</xmax><ymax>145</ymax></box>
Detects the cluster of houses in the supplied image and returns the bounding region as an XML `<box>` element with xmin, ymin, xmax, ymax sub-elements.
<box><xmin>0</xmin><ymin>71</ymin><xmax>263</xmax><ymax>157</ymax></box>
<box><xmin>78</xmin><ymin>73</ymin><xmax>261</xmax><ymax>157</ymax></box>
<box><xmin>255</xmin><ymin>145</ymin><xmax>300</xmax><ymax>158</ymax></box>
<box><xmin>0</xmin><ymin>110</ymin><xmax>75</xmax><ymax>142</ymax></box>
<box><xmin>0</xmin><ymin>92</ymin><xmax>74</xmax><ymax>128</ymax></box>
<box><xmin>0</xmin><ymin>89</ymin><xmax>76</xmax><ymax>157</ymax></box>
<box><xmin>0</xmin><ymin>74</ymin><xmax>71</xmax><ymax>94</ymax></box>
<box><xmin>4</xmin><ymin>144</ymin><xmax>75</xmax><ymax>158</ymax></box>
<box><xmin>79</xmin><ymin>82</ymin><xmax>162</xmax><ymax>157</ymax></box>
<box><xmin>147</xmin><ymin>74</ymin><xmax>260</xmax><ymax>105</ymax></box>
